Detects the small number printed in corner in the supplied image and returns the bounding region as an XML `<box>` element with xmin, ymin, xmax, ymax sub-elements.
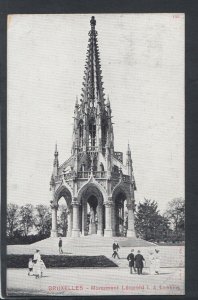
<box><xmin>173</xmin><ymin>14</ymin><xmax>182</xmax><ymax>19</ymax></box>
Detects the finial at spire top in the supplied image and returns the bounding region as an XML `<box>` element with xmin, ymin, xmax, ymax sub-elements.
<box><xmin>127</xmin><ymin>143</ymin><xmax>131</xmax><ymax>154</ymax></box>
<box><xmin>90</xmin><ymin>16</ymin><xmax>96</xmax><ymax>29</ymax></box>
<box><xmin>55</xmin><ymin>143</ymin><xmax>58</xmax><ymax>155</ymax></box>
<box><xmin>75</xmin><ymin>96</ymin><xmax>78</xmax><ymax>107</ymax></box>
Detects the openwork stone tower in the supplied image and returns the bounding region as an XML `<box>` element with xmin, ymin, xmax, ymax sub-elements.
<box><xmin>50</xmin><ymin>16</ymin><xmax>136</xmax><ymax>238</ymax></box>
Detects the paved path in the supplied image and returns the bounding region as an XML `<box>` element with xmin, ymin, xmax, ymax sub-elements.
<box><xmin>7</xmin><ymin>245</ymin><xmax>185</xmax><ymax>268</ymax></box>
<box><xmin>7</xmin><ymin>267</ymin><xmax>184</xmax><ymax>296</ymax></box>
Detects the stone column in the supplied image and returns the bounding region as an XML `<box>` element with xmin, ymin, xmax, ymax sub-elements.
<box><xmin>67</xmin><ymin>210</ymin><xmax>72</xmax><ymax>237</ymax></box>
<box><xmin>72</xmin><ymin>201</ymin><xmax>80</xmax><ymax>237</ymax></box>
<box><xmin>126</xmin><ymin>202</ymin><xmax>136</xmax><ymax>238</ymax></box>
<box><xmin>121</xmin><ymin>203</ymin><xmax>124</xmax><ymax>235</ymax></box>
<box><xmin>97</xmin><ymin>204</ymin><xmax>103</xmax><ymax>236</ymax></box>
<box><xmin>51</xmin><ymin>204</ymin><xmax>58</xmax><ymax>237</ymax></box>
<box><xmin>104</xmin><ymin>200</ymin><xmax>113</xmax><ymax>237</ymax></box>
<box><xmin>81</xmin><ymin>201</ymin><xmax>88</xmax><ymax>236</ymax></box>
<box><xmin>111</xmin><ymin>202</ymin><xmax>116</xmax><ymax>236</ymax></box>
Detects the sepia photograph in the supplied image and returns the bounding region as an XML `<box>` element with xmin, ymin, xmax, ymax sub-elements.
<box><xmin>6</xmin><ymin>13</ymin><xmax>184</xmax><ymax>296</ymax></box>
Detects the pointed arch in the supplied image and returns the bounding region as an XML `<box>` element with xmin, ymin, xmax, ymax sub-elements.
<box><xmin>112</xmin><ymin>182</ymin><xmax>131</xmax><ymax>203</ymax></box>
<box><xmin>54</xmin><ymin>184</ymin><xmax>73</xmax><ymax>208</ymax></box>
<box><xmin>77</xmin><ymin>177</ymin><xmax>107</xmax><ymax>204</ymax></box>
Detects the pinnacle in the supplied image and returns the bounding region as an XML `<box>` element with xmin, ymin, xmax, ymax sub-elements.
<box><xmin>128</xmin><ymin>143</ymin><xmax>131</xmax><ymax>152</ymax></box>
<box><xmin>55</xmin><ymin>143</ymin><xmax>58</xmax><ymax>154</ymax></box>
<box><xmin>78</xmin><ymin>16</ymin><xmax>106</xmax><ymax>112</ymax></box>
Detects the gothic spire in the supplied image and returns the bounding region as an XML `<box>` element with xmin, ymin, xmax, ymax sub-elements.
<box><xmin>53</xmin><ymin>143</ymin><xmax>59</xmax><ymax>167</ymax></box>
<box><xmin>80</xmin><ymin>16</ymin><xmax>105</xmax><ymax>110</ymax></box>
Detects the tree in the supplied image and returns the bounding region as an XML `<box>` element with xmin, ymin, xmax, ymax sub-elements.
<box><xmin>135</xmin><ymin>199</ymin><xmax>170</xmax><ymax>241</ymax></box>
<box><xmin>164</xmin><ymin>197</ymin><xmax>185</xmax><ymax>239</ymax></box>
<box><xmin>57</xmin><ymin>204</ymin><xmax>68</xmax><ymax>237</ymax></box>
<box><xmin>7</xmin><ymin>203</ymin><xmax>20</xmax><ymax>237</ymax></box>
<box><xmin>34</xmin><ymin>205</ymin><xmax>51</xmax><ymax>236</ymax></box>
<box><xmin>19</xmin><ymin>204</ymin><xmax>34</xmax><ymax>236</ymax></box>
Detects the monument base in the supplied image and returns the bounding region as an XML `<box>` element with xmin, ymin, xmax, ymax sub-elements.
<box><xmin>104</xmin><ymin>229</ymin><xmax>113</xmax><ymax>237</ymax></box>
<box><xmin>72</xmin><ymin>229</ymin><xmax>80</xmax><ymax>237</ymax></box>
<box><xmin>51</xmin><ymin>230</ymin><xmax>58</xmax><ymax>238</ymax></box>
<box><xmin>89</xmin><ymin>223</ymin><xmax>97</xmax><ymax>234</ymax></box>
<box><xmin>97</xmin><ymin>230</ymin><xmax>103</xmax><ymax>236</ymax></box>
<box><xmin>127</xmin><ymin>230</ymin><xmax>136</xmax><ymax>238</ymax></box>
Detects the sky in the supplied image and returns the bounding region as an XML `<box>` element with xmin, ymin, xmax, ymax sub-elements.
<box><xmin>7</xmin><ymin>13</ymin><xmax>184</xmax><ymax>212</ymax></box>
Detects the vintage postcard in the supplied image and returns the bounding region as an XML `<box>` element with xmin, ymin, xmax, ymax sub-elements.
<box><xmin>6</xmin><ymin>13</ymin><xmax>184</xmax><ymax>296</ymax></box>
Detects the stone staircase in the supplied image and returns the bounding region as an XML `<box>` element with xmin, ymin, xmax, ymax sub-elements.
<box><xmin>7</xmin><ymin>235</ymin><xmax>184</xmax><ymax>268</ymax></box>
<box><xmin>31</xmin><ymin>235</ymin><xmax>155</xmax><ymax>250</ymax></box>
<box><xmin>7</xmin><ymin>235</ymin><xmax>155</xmax><ymax>256</ymax></box>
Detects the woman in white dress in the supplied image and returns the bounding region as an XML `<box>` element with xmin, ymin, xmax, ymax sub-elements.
<box><xmin>154</xmin><ymin>249</ymin><xmax>160</xmax><ymax>274</ymax></box>
<box><xmin>33</xmin><ymin>260</ymin><xmax>41</xmax><ymax>279</ymax></box>
<box><xmin>148</xmin><ymin>251</ymin><xmax>155</xmax><ymax>275</ymax></box>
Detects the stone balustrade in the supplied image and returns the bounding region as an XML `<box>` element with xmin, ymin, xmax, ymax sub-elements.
<box><xmin>77</xmin><ymin>171</ymin><xmax>106</xmax><ymax>179</ymax></box>
<box><xmin>55</xmin><ymin>171</ymin><xmax>130</xmax><ymax>182</ymax></box>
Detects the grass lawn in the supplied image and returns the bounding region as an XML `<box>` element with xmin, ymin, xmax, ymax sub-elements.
<box><xmin>157</xmin><ymin>241</ymin><xmax>185</xmax><ymax>246</ymax></box>
<box><xmin>7</xmin><ymin>255</ymin><xmax>118</xmax><ymax>268</ymax></box>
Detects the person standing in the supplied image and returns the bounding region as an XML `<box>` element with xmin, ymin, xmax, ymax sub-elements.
<box><xmin>34</xmin><ymin>259</ymin><xmax>41</xmax><ymax>279</ymax></box>
<box><xmin>59</xmin><ymin>237</ymin><xmax>63</xmax><ymax>254</ymax></box>
<box><xmin>40</xmin><ymin>259</ymin><xmax>46</xmax><ymax>277</ymax></box>
<box><xmin>127</xmin><ymin>249</ymin><xmax>136</xmax><ymax>274</ymax></box>
<box><xmin>148</xmin><ymin>251</ymin><xmax>155</xmax><ymax>275</ymax></box>
<box><xmin>135</xmin><ymin>250</ymin><xmax>145</xmax><ymax>275</ymax></box>
<box><xmin>112</xmin><ymin>241</ymin><xmax>120</xmax><ymax>259</ymax></box>
<box><xmin>28</xmin><ymin>258</ymin><xmax>33</xmax><ymax>276</ymax></box>
<box><xmin>33</xmin><ymin>249</ymin><xmax>41</xmax><ymax>263</ymax></box>
<box><xmin>112</xmin><ymin>242</ymin><xmax>116</xmax><ymax>258</ymax></box>
<box><xmin>154</xmin><ymin>249</ymin><xmax>160</xmax><ymax>275</ymax></box>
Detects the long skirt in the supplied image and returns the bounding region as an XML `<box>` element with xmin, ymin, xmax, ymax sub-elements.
<box><xmin>155</xmin><ymin>258</ymin><xmax>160</xmax><ymax>273</ymax></box>
<box><xmin>149</xmin><ymin>260</ymin><xmax>155</xmax><ymax>275</ymax></box>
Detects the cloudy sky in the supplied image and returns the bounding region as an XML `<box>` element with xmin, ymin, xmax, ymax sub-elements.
<box><xmin>7</xmin><ymin>13</ymin><xmax>184</xmax><ymax>212</ymax></box>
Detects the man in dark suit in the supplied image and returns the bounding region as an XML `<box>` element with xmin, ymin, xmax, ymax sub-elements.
<box><xmin>127</xmin><ymin>249</ymin><xmax>136</xmax><ymax>274</ymax></box>
<box><xmin>112</xmin><ymin>241</ymin><xmax>120</xmax><ymax>259</ymax></box>
<box><xmin>58</xmin><ymin>237</ymin><xmax>63</xmax><ymax>254</ymax></box>
<box><xmin>135</xmin><ymin>250</ymin><xmax>145</xmax><ymax>275</ymax></box>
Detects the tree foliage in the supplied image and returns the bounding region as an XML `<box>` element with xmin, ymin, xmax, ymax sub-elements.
<box><xmin>57</xmin><ymin>204</ymin><xmax>68</xmax><ymax>236</ymax></box>
<box><xmin>135</xmin><ymin>199</ymin><xmax>170</xmax><ymax>241</ymax></box>
<box><xmin>7</xmin><ymin>203</ymin><xmax>20</xmax><ymax>237</ymax></box>
<box><xmin>164</xmin><ymin>197</ymin><xmax>185</xmax><ymax>238</ymax></box>
<box><xmin>34</xmin><ymin>205</ymin><xmax>51</xmax><ymax>236</ymax></box>
<box><xmin>19</xmin><ymin>204</ymin><xmax>34</xmax><ymax>236</ymax></box>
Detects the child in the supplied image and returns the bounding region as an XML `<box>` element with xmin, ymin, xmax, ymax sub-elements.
<box><xmin>33</xmin><ymin>260</ymin><xmax>41</xmax><ymax>279</ymax></box>
<box><xmin>154</xmin><ymin>249</ymin><xmax>160</xmax><ymax>275</ymax></box>
<box><xmin>40</xmin><ymin>259</ymin><xmax>46</xmax><ymax>277</ymax></box>
<box><xmin>28</xmin><ymin>258</ymin><xmax>33</xmax><ymax>276</ymax></box>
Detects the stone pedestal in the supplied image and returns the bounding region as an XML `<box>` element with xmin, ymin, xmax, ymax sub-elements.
<box><xmin>104</xmin><ymin>229</ymin><xmax>113</xmax><ymax>237</ymax></box>
<box><xmin>89</xmin><ymin>222</ymin><xmax>97</xmax><ymax>234</ymax></box>
<box><xmin>97</xmin><ymin>229</ymin><xmax>103</xmax><ymax>236</ymax></box>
